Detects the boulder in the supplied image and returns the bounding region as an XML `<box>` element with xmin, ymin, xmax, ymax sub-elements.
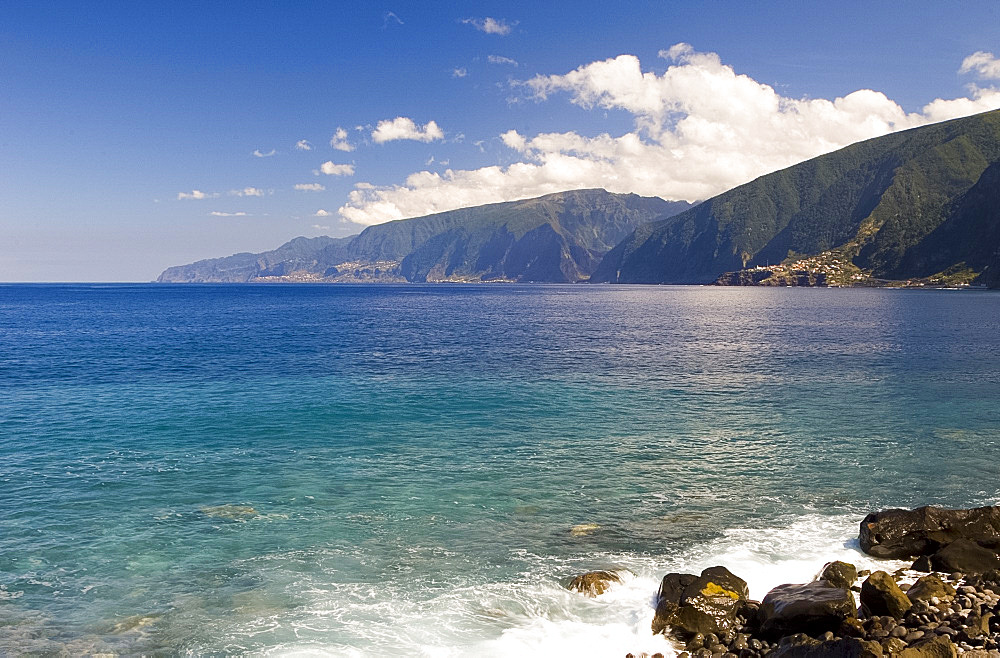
<box><xmin>817</xmin><ymin>561</ymin><xmax>858</xmax><ymax>589</ymax></box>
<box><xmin>566</xmin><ymin>570</ymin><xmax>624</xmax><ymax>597</ymax></box>
<box><xmin>859</xmin><ymin>505</ymin><xmax>1000</xmax><ymax>559</ymax></box>
<box><xmin>652</xmin><ymin>566</ymin><xmax>748</xmax><ymax>638</ymax></box>
<box><xmin>905</xmin><ymin>573</ymin><xmax>956</xmax><ymax>603</ymax></box>
<box><xmin>772</xmin><ymin>635</ymin><xmax>883</xmax><ymax>658</ymax></box>
<box><xmin>929</xmin><ymin>537</ymin><xmax>1000</xmax><ymax>575</ymax></box>
<box><xmin>651</xmin><ymin>572</ymin><xmax>697</xmax><ymax>634</ymax></box>
<box><xmin>758</xmin><ymin>581</ymin><xmax>857</xmax><ymax>640</ymax></box>
<box><xmin>860</xmin><ymin>571</ymin><xmax>911</xmax><ymax>618</ymax></box>
<box><xmin>897</xmin><ymin>635</ymin><xmax>957</xmax><ymax>658</ymax></box>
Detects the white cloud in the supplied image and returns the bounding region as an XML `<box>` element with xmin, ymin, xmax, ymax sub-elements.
<box><xmin>295</xmin><ymin>183</ymin><xmax>326</xmax><ymax>191</ymax></box>
<box><xmin>371</xmin><ymin>117</ymin><xmax>444</xmax><ymax>144</ymax></box>
<box><xmin>338</xmin><ymin>44</ymin><xmax>1000</xmax><ymax>226</ymax></box>
<box><xmin>320</xmin><ymin>161</ymin><xmax>355</xmax><ymax>176</ymax></box>
<box><xmin>177</xmin><ymin>190</ymin><xmax>218</xmax><ymax>200</ymax></box>
<box><xmin>330</xmin><ymin>127</ymin><xmax>354</xmax><ymax>152</ymax></box>
<box><xmin>383</xmin><ymin>11</ymin><xmax>403</xmax><ymax>27</ymax></box>
<box><xmin>295</xmin><ymin>140</ymin><xmax>313</xmax><ymax>151</ymax></box>
<box><xmin>314</xmin><ymin>209</ymin><xmax>332</xmax><ymax>217</ymax></box>
<box><xmin>312</xmin><ymin>224</ymin><xmax>331</xmax><ymax>230</ymax></box>
<box><xmin>230</xmin><ymin>187</ymin><xmax>265</xmax><ymax>197</ymax></box>
<box><xmin>960</xmin><ymin>51</ymin><xmax>1000</xmax><ymax>80</ymax></box>
<box><xmin>488</xmin><ymin>55</ymin><xmax>518</xmax><ymax>66</ymax></box>
<box><xmin>209</xmin><ymin>211</ymin><xmax>249</xmax><ymax>217</ymax></box>
<box><xmin>252</xmin><ymin>148</ymin><xmax>276</xmax><ymax>158</ymax></box>
<box><xmin>452</xmin><ymin>67</ymin><xmax>468</xmax><ymax>78</ymax></box>
<box><xmin>462</xmin><ymin>17</ymin><xmax>514</xmax><ymax>35</ymax></box>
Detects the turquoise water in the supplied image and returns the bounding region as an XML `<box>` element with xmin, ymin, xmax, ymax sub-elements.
<box><xmin>1</xmin><ymin>284</ymin><xmax>999</xmax><ymax>655</ymax></box>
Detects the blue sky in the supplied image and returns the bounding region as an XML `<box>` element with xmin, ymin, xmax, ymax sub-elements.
<box><xmin>2</xmin><ymin>1</ymin><xmax>999</xmax><ymax>281</ymax></box>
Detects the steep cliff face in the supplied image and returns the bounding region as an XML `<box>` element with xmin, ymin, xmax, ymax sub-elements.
<box><xmin>158</xmin><ymin>189</ymin><xmax>691</xmax><ymax>283</ymax></box>
<box><xmin>592</xmin><ymin>109</ymin><xmax>1000</xmax><ymax>285</ymax></box>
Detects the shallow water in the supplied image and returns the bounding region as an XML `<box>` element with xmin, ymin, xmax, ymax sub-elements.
<box><xmin>1</xmin><ymin>284</ymin><xmax>998</xmax><ymax>655</ymax></box>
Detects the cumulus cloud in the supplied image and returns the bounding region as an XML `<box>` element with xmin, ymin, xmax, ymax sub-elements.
<box><xmin>960</xmin><ymin>51</ymin><xmax>1000</xmax><ymax>80</ymax></box>
<box><xmin>320</xmin><ymin>161</ymin><xmax>355</xmax><ymax>176</ymax></box>
<box><xmin>488</xmin><ymin>55</ymin><xmax>518</xmax><ymax>66</ymax></box>
<box><xmin>252</xmin><ymin>148</ymin><xmax>276</xmax><ymax>158</ymax></box>
<box><xmin>330</xmin><ymin>127</ymin><xmax>354</xmax><ymax>152</ymax></box>
<box><xmin>295</xmin><ymin>183</ymin><xmax>326</xmax><ymax>191</ymax></box>
<box><xmin>337</xmin><ymin>45</ymin><xmax>1000</xmax><ymax>226</ymax></box>
<box><xmin>209</xmin><ymin>211</ymin><xmax>248</xmax><ymax>217</ymax></box>
<box><xmin>295</xmin><ymin>140</ymin><xmax>313</xmax><ymax>151</ymax></box>
<box><xmin>371</xmin><ymin>117</ymin><xmax>444</xmax><ymax>144</ymax></box>
<box><xmin>177</xmin><ymin>190</ymin><xmax>218</xmax><ymax>200</ymax></box>
<box><xmin>462</xmin><ymin>17</ymin><xmax>514</xmax><ymax>35</ymax></box>
<box><xmin>314</xmin><ymin>209</ymin><xmax>332</xmax><ymax>217</ymax></box>
<box><xmin>452</xmin><ymin>67</ymin><xmax>468</xmax><ymax>78</ymax></box>
<box><xmin>230</xmin><ymin>187</ymin><xmax>265</xmax><ymax>197</ymax></box>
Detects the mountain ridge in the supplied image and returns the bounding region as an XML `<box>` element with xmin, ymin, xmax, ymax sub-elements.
<box><xmin>157</xmin><ymin>189</ymin><xmax>692</xmax><ymax>283</ymax></box>
<box><xmin>591</xmin><ymin>109</ymin><xmax>1000</xmax><ymax>286</ymax></box>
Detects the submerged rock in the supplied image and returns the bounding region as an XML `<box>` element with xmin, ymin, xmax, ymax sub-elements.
<box><xmin>758</xmin><ymin>581</ymin><xmax>857</xmax><ymax>640</ymax></box>
<box><xmin>567</xmin><ymin>570</ymin><xmax>624</xmax><ymax>597</ymax></box>
<box><xmin>570</xmin><ymin>523</ymin><xmax>600</xmax><ymax>537</ymax></box>
<box><xmin>859</xmin><ymin>505</ymin><xmax>1000</xmax><ymax>559</ymax></box>
<box><xmin>200</xmin><ymin>504</ymin><xmax>259</xmax><ymax>521</ymax></box>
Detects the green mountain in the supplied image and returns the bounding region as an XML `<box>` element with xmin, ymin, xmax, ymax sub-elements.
<box><xmin>157</xmin><ymin>189</ymin><xmax>691</xmax><ymax>283</ymax></box>
<box><xmin>591</xmin><ymin>109</ymin><xmax>1000</xmax><ymax>286</ymax></box>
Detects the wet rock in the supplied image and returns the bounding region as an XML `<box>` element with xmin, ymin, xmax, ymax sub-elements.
<box><xmin>758</xmin><ymin>581</ymin><xmax>857</xmax><ymax>640</ymax></box>
<box><xmin>897</xmin><ymin>635</ymin><xmax>958</xmax><ymax>658</ymax></box>
<box><xmin>930</xmin><ymin>538</ymin><xmax>1000</xmax><ymax>575</ymax></box>
<box><xmin>818</xmin><ymin>561</ymin><xmax>858</xmax><ymax>590</ymax></box>
<box><xmin>567</xmin><ymin>570</ymin><xmax>624</xmax><ymax>597</ymax></box>
<box><xmin>859</xmin><ymin>505</ymin><xmax>1000</xmax><ymax>559</ymax></box>
<box><xmin>912</xmin><ymin>555</ymin><xmax>934</xmax><ymax>572</ymax></box>
<box><xmin>652</xmin><ymin>572</ymin><xmax>698</xmax><ymax>634</ymax></box>
<box><xmin>771</xmin><ymin>635</ymin><xmax>883</xmax><ymax>657</ymax></box>
<box><xmin>907</xmin><ymin>574</ymin><xmax>957</xmax><ymax>603</ymax></box>
<box><xmin>656</xmin><ymin>566</ymin><xmax>749</xmax><ymax>638</ymax></box>
<box><xmin>861</xmin><ymin>571</ymin><xmax>912</xmax><ymax>619</ymax></box>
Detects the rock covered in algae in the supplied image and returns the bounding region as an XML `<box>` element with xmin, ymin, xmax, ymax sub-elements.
<box><xmin>200</xmin><ymin>504</ymin><xmax>259</xmax><ymax>521</ymax></box>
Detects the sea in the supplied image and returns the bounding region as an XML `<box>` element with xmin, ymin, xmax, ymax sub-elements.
<box><xmin>1</xmin><ymin>283</ymin><xmax>999</xmax><ymax>656</ymax></box>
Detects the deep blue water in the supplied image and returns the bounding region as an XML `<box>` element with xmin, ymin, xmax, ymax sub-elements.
<box><xmin>1</xmin><ymin>284</ymin><xmax>999</xmax><ymax>655</ymax></box>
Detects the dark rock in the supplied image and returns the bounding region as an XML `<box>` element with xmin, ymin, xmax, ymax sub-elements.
<box><xmin>771</xmin><ymin>636</ymin><xmax>883</xmax><ymax>657</ymax></box>
<box><xmin>652</xmin><ymin>572</ymin><xmax>698</xmax><ymax>634</ymax></box>
<box><xmin>567</xmin><ymin>570</ymin><xmax>624</xmax><ymax>597</ymax></box>
<box><xmin>818</xmin><ymin>561</ymin><xmax>858</xmax><ymax>590</ymax></box>
<box><xmin>758</xmin><ymin>581</ymin><xmax>857</xmax><ymax>640</ymax></box>
<box><xmin>897</xmin><ymin>635</ymin><xmax>958</xmax><ymax>658</ymax></box>
<box><xmin>861</xmin><ymin>571</ymin><xmax>912</xmax><ymax>618</ymax></box>
<box><xmin>930</xmin><ymin>538</ymin><xmax>1000</xmax><ymax>575</ymax></box>
<box><xmin>839</xmin><ymin>618</ymin><xmax>867</xmax><ymax>638</ymax></box>
<box><xmin>912</xmin><ymin>555</ymin><xmax>934</xmax><ymax>572</ymax></box>
<box><xmin>666</xmin><ymin>567</ymin><xmax>750</xmax><ymax>638</ymax></box>
<box><xmin>859</xmin><ymin>505</ymin><xmax>1000</xmax><ymax>559</ymax></box>
<box><xmin>907</xmin><ymin>574</ymin><xmax>957</xmax><ymax>603</ymax></box>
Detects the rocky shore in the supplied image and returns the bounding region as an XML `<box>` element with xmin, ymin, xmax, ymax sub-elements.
<box><xmin>573</xmin><ymin>505</ymin><xmax>1000</xmax><ymax>657</ymax></box>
